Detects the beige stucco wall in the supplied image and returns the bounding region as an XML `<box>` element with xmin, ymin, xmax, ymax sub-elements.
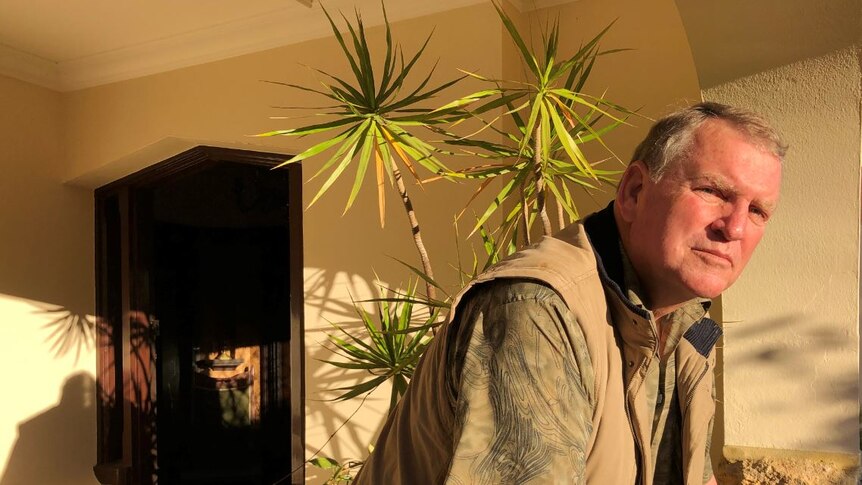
<box><xmin>0</xmin><ymin>74</ymin><xmax>96</xmax><ymax>484</ymax></box>
<box><xmin>705</xmin><ymin>46</ymin><xmax>861</xmax><ymax>456</ymax></box>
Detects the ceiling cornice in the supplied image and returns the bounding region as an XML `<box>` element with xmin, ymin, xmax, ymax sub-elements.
<box><xmin>0</xmin><ymin>43</ymin><xmax>61</xmax><ymax>91</ymax></box>
<box><xmin>55</xmin><ymin>7</ymin><xmax>325</xmax><ymax>92</ymax></box>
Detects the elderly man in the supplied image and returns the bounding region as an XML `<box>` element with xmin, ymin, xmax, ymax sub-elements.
<box><xmin>356</xmin><ymin>102</ymin><xmax>785</xmax><ymax>485</ymax></box>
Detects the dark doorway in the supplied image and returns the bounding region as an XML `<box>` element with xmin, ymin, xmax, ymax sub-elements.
<box><xmin>93</xmin><ymin>147</ymin><xmax>304</xmax><ymax>485</ymax></box>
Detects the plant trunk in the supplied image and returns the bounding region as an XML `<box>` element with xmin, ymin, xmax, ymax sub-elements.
<box><xmin>533</xmin><ymin>125</ymin><xmax>553</xmax><ymax>236</ymax></box>
<box><xmin>390</xmin><ymin>158</ymin><xmax>437</xmax><ymax>304</ymax></box>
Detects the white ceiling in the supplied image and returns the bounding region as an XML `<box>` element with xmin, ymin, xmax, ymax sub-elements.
<box><xmin>0</xmin><ymin>0</ymin><xmax>572</xmax><ymax>92</ymax></box>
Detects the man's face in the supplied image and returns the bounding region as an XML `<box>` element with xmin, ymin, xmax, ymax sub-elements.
<box><xmin>622</xmin><ymin>119</ymin><xmax>782</xmax><ymax>307</ymax></box>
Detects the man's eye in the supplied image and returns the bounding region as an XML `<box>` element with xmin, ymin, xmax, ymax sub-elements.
<box><xmin>749</xmin><ymin>206</ymin><xmax>769</xmax><ymax>223</ymax></box>
<box><xmin>696</xmin><ymin>187</ymin><xmax>723</xmax><ymax>198</ymax></box>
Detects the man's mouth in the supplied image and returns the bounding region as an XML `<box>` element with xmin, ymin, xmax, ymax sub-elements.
<box><xmin>693</xmin><ymin>248</ymin><xmax>733</xmax><ymax>266</ymax></box>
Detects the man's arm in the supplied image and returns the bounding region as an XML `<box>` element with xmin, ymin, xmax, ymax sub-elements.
<box><xmin>445</xmin><ymin>280</ymin><xmax>595</xmax><ymax>484</ymax></box>
<box><xmin>702</xmin><ymin>372</ymin><xmax>718</xmax><ymax>484</ymax></box>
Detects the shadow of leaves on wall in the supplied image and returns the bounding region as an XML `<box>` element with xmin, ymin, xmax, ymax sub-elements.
<box><xmin>36</xmin><ymin>306</ymin><xmax>96</xmax><ymax>364</ymax></box>
<box><xmin>305</xmin><ymin>321</ymin><xmax>383</xmax><ymax>460</ymax></box>
<box><xmin>722</xmin><ymin>312</ymin><xmax>858</xmax><ymax>451</ymax></box>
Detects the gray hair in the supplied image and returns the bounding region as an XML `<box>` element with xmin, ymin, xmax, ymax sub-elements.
<box><xmin>632</xmin><ymin>102</ymin><xmax>788</xmax><ymax>180</ymax></box>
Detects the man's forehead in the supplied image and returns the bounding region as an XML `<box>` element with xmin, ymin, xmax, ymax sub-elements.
<box><xmin>694</xmin><ymin>118</ymin><xmax>783</xmax><ymax>161</ymax></box>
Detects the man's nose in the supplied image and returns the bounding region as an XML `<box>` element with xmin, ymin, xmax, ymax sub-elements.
<box><xmin>712</xmin><ymin>203</ymin><xmax>747</xmax><ymax>241</ymax></box>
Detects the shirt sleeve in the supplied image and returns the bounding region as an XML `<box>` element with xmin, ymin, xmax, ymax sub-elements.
<box><xmin>445</xmin><ymin>280</ymin><xmax>595</xmax><ymax>485</ymax></box>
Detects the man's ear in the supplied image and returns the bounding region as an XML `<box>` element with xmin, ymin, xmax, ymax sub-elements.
<box><xmin>616</xmin><ymin>160</ymin><xmax>649</xmax><ymax>223</ymax></box>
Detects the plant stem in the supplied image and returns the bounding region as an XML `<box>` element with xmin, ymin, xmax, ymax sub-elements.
<box><xmin>520</xmin><ymin>186</ymin><xmax>531</xmax><ymax>246</ymax></box>
<box><xmin>390</xmin><ymin>158</ymin><xmax>437</xmax><ymax>303</ymax></box>
<box><xmin>556</xmin><ymin>196</ymin><xmax>565</xmax><ymax>232</ymax></box>
<box><xmin>533</xmin><ymin>124</ymin><xmax>553</xmax><ymax>235</ymax></box>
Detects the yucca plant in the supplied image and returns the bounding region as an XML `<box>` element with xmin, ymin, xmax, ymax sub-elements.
<box><xmin>257</xmin><ymin>4</ymin><xmax>467</xmax><ymax>301</ymax></box>
<box><xmin>436</xmin><ymin>3</ymin><xmax>634</xmax><ymax>247</ymax></box>
<box><xmin>323</xmin><ymin>281</ymin><xmax>438</xmax><ymax>413</ymax></box>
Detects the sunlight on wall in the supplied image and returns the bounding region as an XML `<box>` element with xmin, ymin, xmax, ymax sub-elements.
<box><xmin>0</xmin><ymin>293</ymin><xmax>96</xmax><ymax>484</ymax></box>
<box><xmin>303</xmin><ymin>267</ymin><xmax>399</xmax><ymax>472</ymax></box>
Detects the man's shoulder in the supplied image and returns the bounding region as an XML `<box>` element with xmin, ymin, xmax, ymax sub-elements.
<box><xmin>481</xmin><ymin>223</ymin><xmax>598</xmax><ymax>284</ymax></box>
<box><xmin>464</xmin><ymin>278</ymin><xmax>564</xmax><ymax>308</ymax></box>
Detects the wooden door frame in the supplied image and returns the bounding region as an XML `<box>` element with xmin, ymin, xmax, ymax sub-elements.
<box><xmin>93</xmin><ymin>146</ymin><xmax>305</xmax><ymax>485</ymax></box>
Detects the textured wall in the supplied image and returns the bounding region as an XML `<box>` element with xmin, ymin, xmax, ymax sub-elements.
<box><xmin>705</xmin><ymin>46</ymin><xmax>861</xmax><ymax>455</ymax></box>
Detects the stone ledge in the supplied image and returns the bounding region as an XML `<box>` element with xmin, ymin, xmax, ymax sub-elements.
<box><xmin>718</xmin><ymin>446</ymin><xmax>860</xmax><ymax>485</ymax></box>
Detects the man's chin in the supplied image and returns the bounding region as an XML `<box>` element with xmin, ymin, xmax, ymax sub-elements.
<box><xmin>691</xmin><ymin>284</ymin><xmax>729</xmax><ymax>299</ymax></box>
<box><xmin>682</xmin><ymin>275</ymin><xmax>732</xmax><ymax>300</ymax></box>
<box><xmin>693</xmin><ymin>288</ymin><xmax>723</xmax><ymax>300</ymax></box>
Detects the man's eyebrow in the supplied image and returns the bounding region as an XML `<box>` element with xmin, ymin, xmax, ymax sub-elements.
<box><xmin>759</xmin><ymin>199</ymin><xmax>779</xmax><ymax>213</ymax></box>
<box><xmin>692</xmin><ymin>175</ymin><xmax>732</xmax><ymax>193</ymax></box>
<box><xmin>692</xmin><ymin>174</ymin><xmax>778</xmax><ymax>212</ymax></box>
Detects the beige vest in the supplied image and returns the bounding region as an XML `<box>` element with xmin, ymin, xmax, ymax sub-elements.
<box><xmin>356</xmin><ymin>222</ymin><xmax>717</xmax><ymax>485</ymax></box>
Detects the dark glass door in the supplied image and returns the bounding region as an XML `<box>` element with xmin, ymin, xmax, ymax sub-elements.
<box><xmin>151</xmin><ymin>162</ymin><xmax>292</xmax><ymax>485</ymax></box>
<box><xmin>94</xmin><ymin>148</ymin><xmax>305</xmax><ymax>485</ymax></box>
